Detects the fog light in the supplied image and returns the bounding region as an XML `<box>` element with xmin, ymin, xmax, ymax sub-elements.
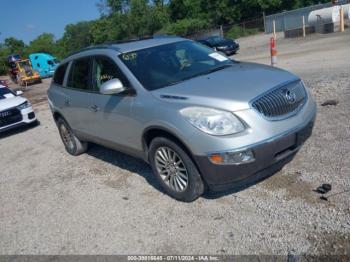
<box><xmin>209</xmin><ymin>150</ymin><xmax>255</xmax><ymax>165</ymax></box>
<box><xmin>28</xmin><ymin>112</ymin><xmax>35</xmax><ymax>120</ymax></box>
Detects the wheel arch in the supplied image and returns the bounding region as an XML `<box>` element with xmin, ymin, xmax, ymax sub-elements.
<box><xmin>142</xmin><ymin>126</ymin><xmax>199</xmax><ymax>168</ymax></box>
<box><xmin>52</xmin><ymin>110</ymin><xmax>72</xmax><ymax>129</ymax></box>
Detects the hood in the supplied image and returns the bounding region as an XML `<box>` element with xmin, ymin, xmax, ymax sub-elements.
<box><xmin>151</xmin><ymin>62</ymin><xmax>299</xmax><ymax>112</ymax></box>
<box><xmin>0</xmin><ymin>96</ymin><xmax>27</xmax><ymax>111</ymax></box>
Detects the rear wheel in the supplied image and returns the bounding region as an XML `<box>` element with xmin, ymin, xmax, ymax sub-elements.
<box><xmin>56</xmin><ymin>118</ymin><xmax>88</xmax><ymax>156</ymax></box>
<box><xmin>149</xmin><ymin>137</ymin><xmax>205</xmax><ymax>202</ymax></box>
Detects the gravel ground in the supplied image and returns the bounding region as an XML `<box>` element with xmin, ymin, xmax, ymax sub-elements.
<box><xmin>0</xmin><ymin>31</ymin><xmax>349</xmax><ymax>256</ymax></box>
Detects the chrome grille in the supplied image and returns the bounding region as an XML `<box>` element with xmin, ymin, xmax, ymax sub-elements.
<box><xmin>0</xmin><ymin>107</ymin><xmax>22</xmax><ymax>127</ymax></box>
<box><xmin>252</xmin><ymin>81</ymin><xmax>307</xmax><ymax>120</ymax></box>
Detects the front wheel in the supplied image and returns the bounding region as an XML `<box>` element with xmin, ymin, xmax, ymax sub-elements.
<box><xmin>149</xmin><ymin>137</ymin><xmax>205</xmax><ymax>202</ymax></box>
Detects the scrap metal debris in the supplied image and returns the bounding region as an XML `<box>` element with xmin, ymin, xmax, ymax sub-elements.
<box><xmin>321</xmin><ymin>100</ymin><xmax>339</xmax><ymax>106</ymax></box>
<box><xmin>315</xmin><ymin>184</ymin><xmax>332</xmax><ymax>194</ymax></box>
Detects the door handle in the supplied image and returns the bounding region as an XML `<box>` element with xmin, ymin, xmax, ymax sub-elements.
<box><xmin>64</xmin><ymin>99</ymin><xmax>70</xmax><ymax>106</ymax></box>
<box><xmin>90</xmin><ymin>105</ymin><xmax>99</xmax><ymax>112</ymax></box>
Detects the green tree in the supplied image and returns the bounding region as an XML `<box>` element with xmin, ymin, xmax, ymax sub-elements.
<box><xmin>4</xmin><ymin>37</ymin><xmax>26</xmax><ymax>55</ymax></box>
<box><xmin>0</xmin><ymin>43</ymin><xmax>10</xmax><ymax>75</ymax></box>
<box><xmin>59</xmin><ymin>21</ymin><xmax>93</xmax><ymax>57</ymax></box>
<box><xmin>90</xmin><ymin>13</ymin><xmax>129</xmax><ymax>44</ymax></box>
<box><xmin>97</xmin><ymin>0</ymin><xmax>130</xmax><ymax>16</ymax></box>
<box><xmin>26</xmin><ymin>33</ymin><xmax>57</xmax><ymax>55</ymax></box>
<box><xmin>165</xmin><ymin>18</ymin><xmax>209</xmax><ymax>36</ymax></box>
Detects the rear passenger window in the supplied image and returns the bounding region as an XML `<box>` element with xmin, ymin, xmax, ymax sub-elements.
<box><xmin>53</xmin><ymin>63</ymin><xmax>68</xmax><ymax>85</ymax></box>
<box><xmin>93</xmin><ymin>56</ymin><xmax>129</xmax><ymax>91</ymax></box>
<box><xmin>68</xmin><ymin>57</ymin><xmax>92</xmax><ymax>90</ymax></box>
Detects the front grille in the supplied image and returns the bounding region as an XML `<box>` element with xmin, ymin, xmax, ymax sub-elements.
<box><xmin>252</xmin><ymin>81</ymin><xmax>307</xmax><ymax>120</ymax></box>
<box><xmin>0</xmin><ymin>107</ymin><xmax>22</xmax><ymax>127</ymax></box>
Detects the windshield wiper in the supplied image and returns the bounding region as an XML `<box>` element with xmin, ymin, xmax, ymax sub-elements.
<box><xmin>166</xmin><ymin>64</ymin><xmax>233</xmax><ymax>87</ymax></box>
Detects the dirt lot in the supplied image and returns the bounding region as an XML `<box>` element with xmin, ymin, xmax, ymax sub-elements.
<box><xmin>1</xmin><ymin>31</ymin><xmax>349</xmax><ymax>256</ymax></box>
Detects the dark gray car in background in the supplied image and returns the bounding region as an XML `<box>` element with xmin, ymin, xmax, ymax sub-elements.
<box><xmin>198</xmin><ymin>36</ymin><xmax>240</xmax><ymax>55</ymax></box>
<box><xmin>48</xmin><ymin>36</ymin><xmax>316</xmax><ymax>202</ymax></box>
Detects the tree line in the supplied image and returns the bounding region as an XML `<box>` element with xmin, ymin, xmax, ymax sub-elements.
<box><xmin>0</xmin><ymin>0</ymin><xmax>330</xmax><ymax>74</ymax></box>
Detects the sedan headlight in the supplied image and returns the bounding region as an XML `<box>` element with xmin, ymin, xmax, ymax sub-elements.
<box><xmin>180</xmin><ymin>107</ymin><xmax>245</xmax><ymax>136</ymax></box>
<box><xmin>17</xmin><ymin>101</ymin><xmax>31</xmax><ymax>110</ymax></box>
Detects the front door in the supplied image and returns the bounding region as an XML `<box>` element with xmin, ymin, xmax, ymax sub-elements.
<box><xmin>86</xmin><ymin>56</ymin><xmax>137</xmax><ymax>151</ymax></box>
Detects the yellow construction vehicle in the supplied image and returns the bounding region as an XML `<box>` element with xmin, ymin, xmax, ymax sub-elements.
<box><xmin>8</xmin><ymin>56</ymin><xmax>41</xmax><ymax>86</ymax></box>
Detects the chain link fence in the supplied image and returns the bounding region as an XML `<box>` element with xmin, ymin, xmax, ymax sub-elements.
<box><xmin>187</xmin><ymin>1</ymin><xmax>350</xmax><ymax>41</ymax></box>
<box><xmin>187</xmin><ymin>17</ymin><xmax>265</xmax><ymax>40</ymax></box>
<box><xmin>265</xmin><ymin>0</ymin><xmax>350</xmax><ymax>36</ymax></box>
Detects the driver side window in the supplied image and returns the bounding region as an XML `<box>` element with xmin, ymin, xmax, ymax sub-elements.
<box><xmin>92</xmin><ymin>56</ymin><xmax>129</xmax><ymax>92</ymax></box>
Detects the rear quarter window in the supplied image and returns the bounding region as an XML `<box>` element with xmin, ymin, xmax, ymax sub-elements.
<box><xmin>53</xmin><ymin>63</ymin><xmax>68</xmax><ymax>86</ymax></box>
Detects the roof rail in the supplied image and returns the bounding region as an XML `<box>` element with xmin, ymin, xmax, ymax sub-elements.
<box><xmin>65</xmin><ymin>45</ymin><xmax>120</xmax><ymax>59</ymax></box>
<box><xmin>64</xmin><ymin>35</ymin><xmax>178</xmax><ymax>59</ymax></box>
<box><xmin>103</xmin><ymin>35</ymin><xmax>154</xmax><ymax>45</ymax></box>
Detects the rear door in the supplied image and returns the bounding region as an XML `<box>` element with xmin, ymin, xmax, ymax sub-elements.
<box><xmin>63</xmin><ymin>56</ymin><xmax>94</xmax><ymax>134</ymax></box>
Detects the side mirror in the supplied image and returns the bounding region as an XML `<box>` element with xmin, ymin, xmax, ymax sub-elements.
<box><xmin>16</xmin><ymin>90</ymin><xmax>23</xmax><ymax>96</ymax></box>
<box><xmin>99</xmin><ymin>78</ymin><xmax>126</xmax><ymax>95</ymax></box>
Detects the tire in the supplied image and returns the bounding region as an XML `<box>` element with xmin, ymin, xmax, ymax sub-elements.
<box><xmin>56</xmin><ymin>117</ymin><xmax>88</xmax><ymax>156</ymax></box>
<box><xmin>149</xmin><ymin>137</ymin><xmax>205</xmax><ymax>202</ymax></box>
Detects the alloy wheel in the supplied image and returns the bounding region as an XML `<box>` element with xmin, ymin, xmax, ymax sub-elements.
<box><xmin>60</xmin><ymin>123</ymin><xmax>74</xmax><ymax>151</ymax></box>
<box><xmin>155</xmin><ymin>147</ymin><xmax>189</xmax><ymax>192</ymax></box>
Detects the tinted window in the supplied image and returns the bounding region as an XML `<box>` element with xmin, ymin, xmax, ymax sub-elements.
<box><xmin>53</xmin><ymin>63</ymin><xmax>68</xmax><ymax>85</ymax></box>
<box><xmin>93</xmin><ymin>56</ymin><xmax>129</xmax><ymax>91</ymax></box>
<box><xmin>68</xmin><ymin>57</ymin><xmax>92</xmax><ymax>90</ymax></box>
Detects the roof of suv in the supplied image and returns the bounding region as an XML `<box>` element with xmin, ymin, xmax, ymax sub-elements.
<box><xmin>112</xmin><ymin>36</ymin><xmax>184</xmax><ymax>53</ymax></box>
<box><xmin>64</xmin><ymin>36</ymin><xmax>186</xmax><ymax>61</ymax></box>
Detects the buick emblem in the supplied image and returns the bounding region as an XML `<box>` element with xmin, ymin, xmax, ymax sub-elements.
<box><xmin>283</xmin><ymin>89</ymin><xmax>297</xmax><ymax>104</ymax></box>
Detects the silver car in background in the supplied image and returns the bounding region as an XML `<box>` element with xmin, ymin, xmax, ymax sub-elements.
<box><xmin>48</xmin><ymin>37</ymin><xmax>316</xmax><ymax>202</ymax></box>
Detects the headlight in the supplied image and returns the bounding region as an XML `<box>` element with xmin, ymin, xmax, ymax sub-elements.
<box><xmin>17</xmin><ymin>101</ymin><xmax>31</xmax><ymax>110</ymax></box>
<box><xmin>180</xmin><ymin>107</ymin><xmax>245</xmax><ymax>136</ymax></box>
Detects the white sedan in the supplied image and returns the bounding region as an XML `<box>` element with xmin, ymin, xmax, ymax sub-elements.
<box><xmin>0</xmin><ymin>84</ymin><xmax>37</xmax><ymax>132</ymax></box>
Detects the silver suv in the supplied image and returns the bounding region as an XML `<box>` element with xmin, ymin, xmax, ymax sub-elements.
<box><xmin>48</xmin><ymin>37</ymin><xmax>316</xmax><ymax>202</ymax></box>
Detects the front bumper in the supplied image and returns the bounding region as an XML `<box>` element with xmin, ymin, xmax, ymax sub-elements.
<box><xmin>194</xmin><ymin>116</ymin><xmax>315</xmax><ymax>191</ymax></box>
<box><xmin>0</xmin><ymin>107</ymin><xmax>37</xmax><ymax>133</ymax></box>
<box><xmin>218</xmin><ymin>45</ymin><xmax>240</xmax><ymax>55</ymax></box>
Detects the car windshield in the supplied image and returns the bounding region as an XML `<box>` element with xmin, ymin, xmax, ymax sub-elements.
<box><xmin>0</xmin><ymin>88</ymin><xmax>15</xmax><ymax>100</ymax></box>
<box><xmin>119</xmin><ymin>40</ymin><xmax>234</xmax><ymax>91</ymax></box>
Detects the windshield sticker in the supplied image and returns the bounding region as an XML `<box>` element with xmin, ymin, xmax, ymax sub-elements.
<box><xmin>122</xmin><ymin>53</ymin><xmax>137</xmax><ymax>61</ymax></box>
<box><xmin>3</xmin><ymin>93</ymin><xmax>15</xmax><ymax>99</ymax></box>
<box><xmin>209</xmin><ymin>53</ymin><xmax>228</xmax><ymax>62</ymax></box>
